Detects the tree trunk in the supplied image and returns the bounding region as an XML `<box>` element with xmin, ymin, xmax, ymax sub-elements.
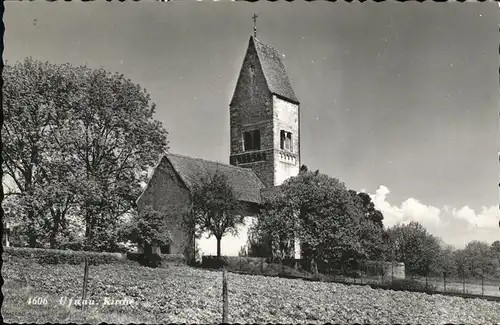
<box><xmin>311</xmin><ymin>256</ymin><xmax>318</xmax><ymax>274</ymax></box>
<box><xmin>27</xmin><ymin>210</ymin><xmax>37</xmax><ymax>248</ymax></box>
<box><xmin>216</xmin><ymin>237</ymin><xmax>222</xmax><ymax>258</ymax></box>
<box><xmin>49</xmin><ymin>209</ymin><xmax>60</xmax><ymax>249</ymax></box>
<box><xmin>85</xmin><ymin>209</ymin><xmax>91</xmax><ymax>238</ymax></box>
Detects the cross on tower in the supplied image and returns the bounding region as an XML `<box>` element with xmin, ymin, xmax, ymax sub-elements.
<box><xmin>252</xmin><ymin>14</ymin><xmax>258</xmax><ymax>38</ymax></box>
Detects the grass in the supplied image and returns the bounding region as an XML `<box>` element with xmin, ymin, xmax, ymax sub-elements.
<box><xmin>2</xmin><ymin>278</ymin><xmax>154</xmax><ymax>324</ymax></box>
<box><xmin>219</xmin><ymin>257</ymin><xmax>500</xmax><ymax>297</ymax></box>
<box><xmin>411</xmin><ymin>276</ymin><xmax>500</xmax><ymax>297</ymax></box>
<box><xmin>3</xmin><ymin>256</ymin><xmax>500</xmax><ymax>323</ymax></box>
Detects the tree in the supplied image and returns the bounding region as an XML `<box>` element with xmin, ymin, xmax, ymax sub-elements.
<box><xmin>490</xmin><ymin>241</ymin><xmax>500</xmax><ymax>276</ymax></box>
<box><xmin>430</xmin><ymin>240</ymin><xmax>455</xmax><ymax>276</ymax></box>
<box><xmin>3</xmin><ymin>58</ymin><xmax>80</xmax><ymax>247</ymax></box>
<box><xmin>357</xmin><ymin>215</ymin><xmax>387</xmax><ymax>261</ymax></box>
<box><xmin>462</xmin><ymin>241</ymin><xmax>496</xmax><ymax>278</ymax></box>
<box><xmin>453</xmin><ymin>249</ymin><xmax>468</xmax><ymax>278</ymax></box>
<box><xmin>250</xmin><ymin>190</ymin><xmax>297</xmax><ymax>261</ymax></box>
<box><xmin>3</xmin><ymin>58</ymin><xmax>169</xmax><ymax>250</ymax></box>
<box><xmin>119</xmin><ymin>205</ymin><xmax>172</xmax><ymax>253</ymax></box>
<box><xmin>191</xmin><ymin>170</ymin><xmax>243</xmax><ymax>258</ymax></box>
<box><xmin>491</xmin><ymin>241</ymin><xmax>500</xmax><ymax>263</ymax></box>
<box><xmin>349</xmin><ymin>190</ymin><xmax>384</xmax><ymax>228</ymax></box>
<box><xmin>386</xmin><ymin>222</ymin><xmax>441</xmax><ymax>277</ymax></box>
<box><xmin>254</xmin><ymin>170</ymin><xmax>381</xmax><ymax>273</ymax></box>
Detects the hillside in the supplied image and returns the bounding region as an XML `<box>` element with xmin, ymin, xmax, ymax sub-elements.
<box><xmin>3</xmin><ymin>258</ymin><xmax>499</xmax><ymax>324</ymax></box>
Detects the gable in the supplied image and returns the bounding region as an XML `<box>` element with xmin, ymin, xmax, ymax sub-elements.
<box><xmin>136</xmin><ymin>156</ymin><xmax>191</xmax><ymax>212</ymax></box>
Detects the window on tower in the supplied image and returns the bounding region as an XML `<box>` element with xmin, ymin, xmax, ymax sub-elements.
<box><xmin>280</xmin><ymin>130</ymin><xmax>293</xmax><ymax>152</ymax></box>
<box><xmin>243</xmin><ymin>130</ymin><xmax>261</xmax><ymax>151</ymax></box>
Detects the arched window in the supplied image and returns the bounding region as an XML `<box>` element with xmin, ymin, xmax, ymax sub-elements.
<box><xmin>280</xmin><ymin>130</ymin><xmax>293</xmax><ymax>152</ymax></box>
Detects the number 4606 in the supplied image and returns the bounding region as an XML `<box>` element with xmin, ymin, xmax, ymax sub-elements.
<box><xmin>27</xmin><ymin>297</ymin><xmax>48</xmax><ymax>305</ymax></box>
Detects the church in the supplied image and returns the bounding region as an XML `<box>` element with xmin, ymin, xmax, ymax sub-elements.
<box><xmin>137</xmin><ymin>35</ymin><xmax>301</xmax><ymax>258</ymax></box>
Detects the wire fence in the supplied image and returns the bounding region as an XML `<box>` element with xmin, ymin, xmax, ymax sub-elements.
<box><xmin>203</xmin><ymin>255</ymin><xmax>500</xmax><ymax>299</ymax></box>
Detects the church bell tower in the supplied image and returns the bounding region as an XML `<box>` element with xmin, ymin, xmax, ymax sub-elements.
<box><xmin>229</xmin><ymin>35</ymin><xmax>300</xmax><ymax>188</ymax></box>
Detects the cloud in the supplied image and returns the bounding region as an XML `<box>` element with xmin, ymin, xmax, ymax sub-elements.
<box><xmin>367</xmin><ymin>185</ymin><xmax>499</xmax><ymax>248</ymax></box>
<box><xmin>451</xmin><ymin>205</ymin><xmax>498</xmax><ymax>229</ymax></box>
<box><xmin>369</xmin><ymin>185</ymin><xmax>441</xmax><ymax>229</ymax></box>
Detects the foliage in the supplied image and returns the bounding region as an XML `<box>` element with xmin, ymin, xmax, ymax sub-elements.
<box><xmin>201</xmin><ymin>255</ymin><xmax>230</xmax><ymax>269</ymax></box>
<box><xmin>3</xmin><ymin>247</ymin><xmax>128</xmax><ymax>266</ymax></box>
<box><xmin>491</xmin><ymin>240</ymin><xmax>500</xmax><ymax>263</ymax></box>
<box><xmin>246</xmin><ymin>226</ymin><xmax>273</xmax><ymax>258</ymax></box>
<box><xmin>127</xmin><ymin>252</ymin><xmax>185</xmax><ymax>265</ymax></box>
<box><xmin>490</xmin><ymin>240</ymin><xmax>500</xmax><ymax>274</ymax></box>
<box><xmin>462</xmin><ymin>241</ymin><xmax>497</xmax><ymax>277</ymax></box>
<box><xmin>238</xmin><ymin>245</ymin><xmax>248</xmax><ymax>257</ymax></box>
<box><xmin>386</xmin><ymin>222</ymin><xmax>441</xmax><ymax>276</ymax></box>
<box><xmin>138</xmin><ymin>251</ymin><xmax>163</xmax><ymax>268</ymax></box>
<box><xmin>190</xmin><ymin>170</ymin><xmax>243</xmax><ymax>257</ymax></box>
<box><xmin>453</xmin><ymin>248</ymin><xmax>469</xmax><ymax>277</ymax></box>
<box><xmin>253</xmin><ymin>170</ymin><xmax>385</xmax><ymax>273</ymax></box>
<box><xmin>348</xmin><ymin>190</ymin><xmax>384</xmax><ymax>228</ymax></box>
<box><xmin>388</xmin><ymin>278</ymin><xmax>437</xmax><ymax>292</ymax></box>
<box><xmin>119</xmin><ymin>206</ymin><xmax>172</xmax><ymax>249</ymax></box>
<box><xmin>429</xmin><ymin>241</ymin><xmax>456</xmax><ymax>276</ymax></box>
<box><xmin>250</xmin><ymin>193</ymin><xmax>296</xmax><ymax>261</ymax></box>
<box><xmin>3</xmin><ymin>58</ymin><xmax>168</xmax><ymax>249</ymax></box>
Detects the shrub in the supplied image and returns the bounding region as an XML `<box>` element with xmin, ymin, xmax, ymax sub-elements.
<box><xmin>4</xmin><ymin>247</ymin><xmax>128</xmax><ymax>266</ymax></box>
<box><xmin>138</xmin><ymin>252</ymin><xmax>162</xmax><ymax>268</ymax></box>
<box><xmin>201</xmin><ymin>256</ymin><xmax>229</xmax><ymax>269</ymax></box>
<box><xmin>160</xmin><ymin>254</ymin><xmax>185</xmax><ymax>265</ymax></box>
<box><xmin>127</xmin><ymin>252</ymin><xmax>185</xmax><ymax>267</ymax></box>
<box><xmin>126</xmin><ymin>252</ymin><xmax>142</xmax><ymax>263</ymax></box>
<box><xmin>389</xmin><ymin>278</ymin><xmax>437</xmax><ymax>292</ymax></box>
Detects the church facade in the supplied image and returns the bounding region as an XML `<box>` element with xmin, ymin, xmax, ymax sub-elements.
<box><xmin>137</xmin><ymin>36</ymin><xmax>301</xmax><ymax>257</ymax></box>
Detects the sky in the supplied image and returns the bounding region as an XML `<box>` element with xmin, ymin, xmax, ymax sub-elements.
<box><xmin>4</xmin><ymin>1</ymin><xmax>499</xmax><ymax>248</ymax></box>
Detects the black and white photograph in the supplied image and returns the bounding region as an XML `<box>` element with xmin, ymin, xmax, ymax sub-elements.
<box><xmin>2</xmin><ymin>0</ymin><xmax>500</xmax><ymax>323</ymax></box>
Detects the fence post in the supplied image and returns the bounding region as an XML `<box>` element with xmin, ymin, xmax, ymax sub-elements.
<box><xmin>81</xmin><ymin>257</ymin><xmax>89</xmax><ymax>311</ymax></box>
<box><xmin>260</xmin><ymin>259</ymin><xmax>264</xmax><ymax>274</ymax></box>
<box><xmin>222</xmin><ymin>269</ymin><xmax>228</xmax><ymax>323</ymax></box>
<box><xmin>462</xmin><ymin>273</ymin><xmax>465</xmax><ymax>294</ymax></box>
<box><xmin>239</xmin><ymin>256</ymin><xmax>242</xmax><ymax>271</ymax></box>
<box><xmin>425</xmin><ymin>275</ymin><xmax>428</xmax><ymax>291</ymax></box>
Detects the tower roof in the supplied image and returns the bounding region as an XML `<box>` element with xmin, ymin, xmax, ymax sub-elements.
<box><xmin>251</xmin><ymin>36</ymin><xmax>299</xmax><ymax>104</ymax></box>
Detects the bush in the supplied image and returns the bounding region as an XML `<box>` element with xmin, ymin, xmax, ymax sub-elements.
<box><xmin>138</xmin><ymin>252</ymin><xmax>162</xmax><ymax>268</ymax></box>
<box><xmin>127</xmin><ymin>252</ymin><xmax>185</xmax><ymax>267</ymax></box>
<box><xmin>201</xmin><ymin>256</ymin><xmax>229</xmax><ymax>269</ymax></box>
<box><xmin>4</xmin><ymin>247</ymin><xmax>128</xmax><ymax>265</ymax></box>
<box><xmin>389</xmin><ymin>279</ymin><xmax>437</xmax><ymax>292</ymax></box>
<box><xmin>161</xmin><ymin>254</ymin><xmax>186</xmax><ymax>265</ymax></box>
<box><xmin>126</xmin><ymin>252</ymin><xmax>143</xmax><ymax>263</ymax></box>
